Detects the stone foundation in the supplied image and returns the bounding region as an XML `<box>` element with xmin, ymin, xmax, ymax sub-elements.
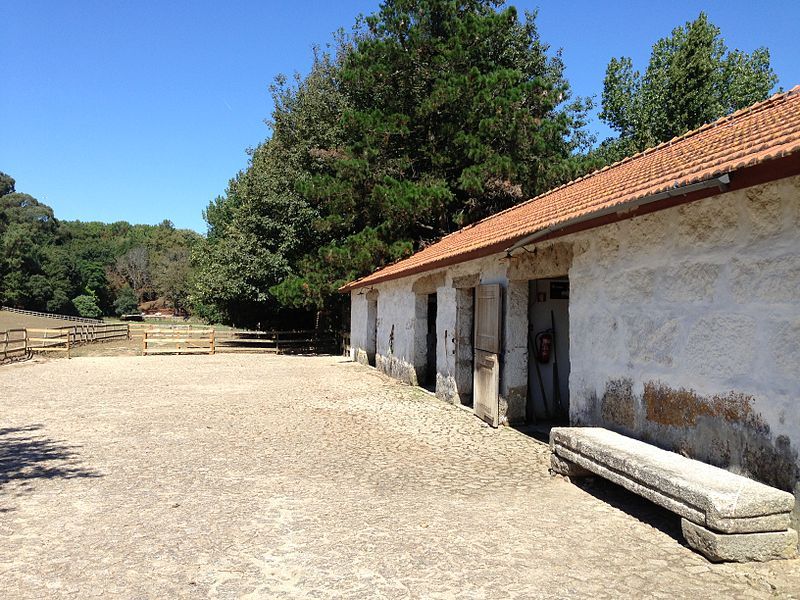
<box><xmin>376</xmin><ymin>353</ymin><xmax>418</xmax><ymax>385</ymax></box>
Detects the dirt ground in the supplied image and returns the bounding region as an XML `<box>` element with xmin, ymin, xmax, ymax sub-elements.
<box><xmin>0</xmin><ymin>311</ymin><xmax>84</xmax><ymax>331</ymax></box>
<box><xmin>1</xmin><ymin>354</ymin><xmax>798</xmax><ymax>599</ymax></box>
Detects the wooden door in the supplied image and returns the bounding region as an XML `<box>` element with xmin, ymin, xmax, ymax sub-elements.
<box><xmin>473</xmin><ymin>284</ymin><xmax>501</xmax><ymax>426</ymax></box>
<box><xmin>475</xmin><ymin>284</ymin><xmax>501</xmax><ymax>353</ymax></box>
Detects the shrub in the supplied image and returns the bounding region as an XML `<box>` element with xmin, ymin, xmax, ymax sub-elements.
<box><xmin>72</xmin><ymin>294</ymin><xmax>103</xmax><ymax>319</ymax></box>
<box><xmin>113</xmin><ymin>286</ymin><xmax>139</xmax><ymax>316</ymax></box>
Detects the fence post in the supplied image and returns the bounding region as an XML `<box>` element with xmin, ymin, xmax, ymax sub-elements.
<box><xmin>142</xmin><ymin>331</ymin><xmax>147</xmax><ymax>356</ymax></box>
<box><xmin>210</xmin><ymin>329</ymin><xmax>215</xmax><ymax>355</ymax></box>
<box><xmin>66</xmin><ymin>331</ymin><xmax>71</xmax><ymax>359</ymax></box>
<box><xmin>127</xmin><ymin>324</ymin><xmax>131</xmax><ymax>340</ymax></box>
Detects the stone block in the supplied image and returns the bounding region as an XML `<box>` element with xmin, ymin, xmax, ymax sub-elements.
<box><xmin>744</xmin><ymin>183</ymin><xmax>785</xmax><ymax>241</ymax></box>
<box><xmin>769</xmin><ymin>318</ymin><xmax>800</xmax><ymax>377</ymax></box>
<box><xmin>412</xmin><ymin>271</ymin><xmax>445</xmax><ymax>294</ymax></box>
<box><xmin>730</xmin><ymin>255</ymin><xmax>800</xmax><ymax>304</ymax></box>
<box><xmin>550</xmin><ymin>428</ymin><xmax>795</xmax><ymax>534</ymax></box>
<box><xmin>355</xmin><ymin>348</ymin><xmax>370</xmax><ymax>366</ymax></box>
<box><xmin>677</xmin><ymin>197</ymin><xmax>739</xmax><ymax>248</ymax></box>
<box><xmin>661</xmin><ymin>262</ymin><xmax>720</xmax><ymax>303</ymax></box>
<box><xmin>435</xmin><ymin>373</ymin><xmax>459</xmax><ymax>405</ymax></box>
<box><xmin>451</xmin><ymin>273</ymin><xmax>480</xmax><ymax>289</ymax></box>
<box><xmin>600</xmin><ymin>378</ymin><xmax>637</xmax><ymax>431</ymax></box>
<box><xmin>681</xmin><ymin>519</ymin><xmax>797</xmax><ymax>563</ymax></box>
<box><xmin>683</xmin><ymin>314</ymin><xmax>757</xmax><ymax>378</ymax></box>
<box><xmin>624</xmin><ymin>315</ymin><xmax>679</xmax><ymax>366</ymax></box>
<box><xmin>605</xmin><ymin>267</ymin><xmax>654</xmax><ymax>304</ymax></box>
<box><xmin>625</xmin><ymin>212</ymin><xmax>670</xmax><ymax>254</ymax></box>
<box><xmin>501</xmin><ymin>386</ymin><xmax>527</xmax><ymax>424</ymax></box>
<box><xmin>550</xmin><ymin>453</ymin><xmax>592</xmax><ymax>477</ymax></box>
<box><xmin>507</xmin><ymin>242</ymin><xmax>573</xmax><ymax>280</ymax></box>
<box><xmin>592</xmin><ymin>226</ymin><xmax>622</xmax><ymax>266</ymax></box>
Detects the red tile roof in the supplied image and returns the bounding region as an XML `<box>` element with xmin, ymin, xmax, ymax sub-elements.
<box><xmin>342</xmin><ymin>86</ymin><xmax>800</xmax><ymax>291</ymax></box>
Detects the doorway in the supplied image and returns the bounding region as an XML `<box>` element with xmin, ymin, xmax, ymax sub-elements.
<box><xmin>423</xmin><ymin>293</ymin><xmax>437</xmax><ymax>390</ymax></box>
<box><xmin>527</xmin><ymin>278</ymin><xmax>570</xmax><ymax>424</ymax></box>
<box><xmin>366</xmin><ymin>296</ymin><xmax>377</xmax><ymax>366</ymax></box>
<box><xmin>454</xmin><ymin>286</ymin><xmax>475</xmax><ymax>407</ymax></box>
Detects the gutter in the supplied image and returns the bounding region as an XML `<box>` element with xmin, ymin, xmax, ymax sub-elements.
<box><xmin>505</xmin><ymin>173</ymin><xmax>731</xmax><ymax>254</ymax></box>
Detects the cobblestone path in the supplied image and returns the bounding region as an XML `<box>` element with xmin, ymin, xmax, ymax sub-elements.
<box><xmin>1</xmin><ymin>355</ymin><xmax>798</xmax><ymax>598</ymax></box>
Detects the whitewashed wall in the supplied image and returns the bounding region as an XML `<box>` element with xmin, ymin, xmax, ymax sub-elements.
<box><xmin>348</xmin><ymin>173</ymin><xmax>800</xmax><ymax>528</ymax></box>
<box><xmin>568</xmin><ymin>174</ymin><xmax>800</xmax><ymax>529</ymax></box>
<box><xmin>349</xmin><ymin>254</ymin><xmax>512</xmax><ymax>404</ymax></box>
<box><xmin>349</xmin><ymin>291</ymin><xmax>369</xmax><ymax>364</ymax></box>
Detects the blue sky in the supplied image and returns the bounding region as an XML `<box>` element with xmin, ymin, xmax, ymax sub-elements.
<box><xmin>2</xmin><ymin>1</ymin><xmax>798</xmax><ymax>233</ymax></box>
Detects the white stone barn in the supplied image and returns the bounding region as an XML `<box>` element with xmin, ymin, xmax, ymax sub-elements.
<box><xmin>341</xmin><ymin>88</ymin><xmax>800</xmax><ymax>528</ymax></box>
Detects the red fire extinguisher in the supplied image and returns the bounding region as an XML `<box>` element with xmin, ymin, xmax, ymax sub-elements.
<box><xmin>534</xmin><ymin>329</ymin><xmax>553</xmax><ymax>363</ymax></box>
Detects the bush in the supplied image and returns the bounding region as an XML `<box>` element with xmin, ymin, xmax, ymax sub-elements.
<box><xmin>72</xmin><ymin>294</ymin><xmax>103</xmax><ymax>319</ymax></box>
<box><xmin>113</xmin><ymin>286</ymin><xmax>139</xmax><ymax>316</ymax></box>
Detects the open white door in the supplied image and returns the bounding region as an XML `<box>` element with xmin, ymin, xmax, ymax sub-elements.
<box><xmin>473</xmin><ymin>284</ymin><xmax>501</xmax><ymax>427</ymax></box>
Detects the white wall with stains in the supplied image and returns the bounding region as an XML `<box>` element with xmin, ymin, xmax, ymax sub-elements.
<box><xmin>348</xmin><ymin>173</ymin><xmax>800</xmax><ymax>530</ymax></box>
<box><xmin>567</xmin><ymin>174</ymin><xmax>800</xmax><ymax>530</ymax></box>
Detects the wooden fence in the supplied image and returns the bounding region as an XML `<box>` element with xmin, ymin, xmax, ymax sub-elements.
<box><xmin>1</xmin><ymin>329</ymin><xmax>28</xmax><ymax>363</ymax></box>
<box><xmin>0</xmin><ymin>305</ymin><xmax>102</xmax><ymax>324</ymax></box>
<box><xmin>142</xmin><ymin>329</ymin><xmax>215</xmax><ymax>355</ymax></box>
<box><xmin>214</xmin><ymin>330</ymin><xmax>339</xmax><ymax>354</ymax></box>
<box><xmin>11</xmin><ymin>323</ymin><xmax>131</xmax><ymax>360</ymax></box>
<box><xmin>135</xmin><ymin>325</ymin><xmax>339</xmax><ymax>356</ymax></box>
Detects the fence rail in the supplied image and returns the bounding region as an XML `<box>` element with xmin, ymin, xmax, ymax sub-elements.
<box><xmin>213</xmin><ymin>329</ymin><xmax>339</xmax><ymax>354</ymax></box>
<box><xmin>136</xmin><ymin>326</ymin><xmax>339</xmax><ymax>356</ymax></box>
<box><xmin>0</xmin><ymin>305</ymin><xmax>103</xmax><ymax>324</ymax></box>
<box><xmin>1</xmin><ymin>323</ymin><xmax>130</xmax><ymax>361</ymax></box>
<box><xmin>142</xmin><ymin>329</ymin><xmax>215</xmax><ymax>355</ymax></box>
<box><xmin>1</xmin><ymin>329</ymin><xmax>28</xmax><ymax>363</ymax></box>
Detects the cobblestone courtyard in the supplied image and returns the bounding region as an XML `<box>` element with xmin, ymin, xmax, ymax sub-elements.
<box><xmin>1</xmin><ymin>354</ymin><xmax>798</xmax><ymax>599</ymax></box>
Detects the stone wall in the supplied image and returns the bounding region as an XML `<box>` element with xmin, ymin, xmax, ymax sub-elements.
<box><xmin>349</xmin><ymin>291</ymin><xmax>369</xmax><ymax>365</ymax></box>
<box><xmin>349</xmin><ymin>254</ymin><xmax>515</xmax><ymax>412</ymax></box>
<box><xmin>348</xmin><ymin>173</ymin><xmax>800</xmax><ymax>532</ymax></box>
<box><xmin>568</xmin><ymin>174</ymin><xmax>800</xmax><ymax>531</ymax></box>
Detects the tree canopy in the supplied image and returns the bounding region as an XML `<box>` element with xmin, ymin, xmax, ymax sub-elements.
<box><xmin>0</xmin><ymin>172</ymin><xmax>200</xmax><ymax>316</ymax></box>
<box><xmin>596</xmin><ymin>12</ymin><xmax>778</xmax><ymax>162</ymax></box>
<box><xmin>3</xmin><ymin>7</ymin><xmax>780</xmax><ymax>330</ymax></box>
<box><xmin>195</xmin><ymin>0</ymin><xmax>593</xmax><ymax>327</ymax></box>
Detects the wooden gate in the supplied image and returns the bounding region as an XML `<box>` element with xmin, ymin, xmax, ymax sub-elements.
<box><xmin>473</xmin><ymin>284</ymin><xmax>502</xmax><ymax>427</ymax></box>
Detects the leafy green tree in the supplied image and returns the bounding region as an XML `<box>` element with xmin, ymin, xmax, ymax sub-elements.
<box><xmin>72</xmin><ymin>291</ymin><xmax>103</xmax><ymax>319</ymax></box>
<box><xmin>0</xmin><ymin>171</ymin><xmax>200</xmax><ymax>317</ymax></box>
<box><xmin>193</xmin><ymin>50</ymin><xmax>348</xmax><ymax>326</ymax></box>
<box><xmin>598</xmin><ymin>12</ymin><xmax>777</xmax><ymax>161</ymax></box>
<box><xmin>271</xmin><ymin>0</ymin><xmax>591</xmax><ymax>316</ymax></box>
<box><xmin>113</xmin><ymin>286</ymin><xmax>139</xmax><ymax>316</ymax></box>
<box><xmin>0</xmin><ymin>172</ymin><xmax>15</xmax><ymax>199</ymax></box>
<box><xmin>153</xmin><ymin>247</ymin><xmax>193</xmax><ymax>314</ymax></box>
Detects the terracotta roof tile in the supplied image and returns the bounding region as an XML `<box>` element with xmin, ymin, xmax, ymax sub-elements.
<box><xmin>342</xmin><ymin>86</ymin><xmax>800</xmax><ymax>291</ymax></box>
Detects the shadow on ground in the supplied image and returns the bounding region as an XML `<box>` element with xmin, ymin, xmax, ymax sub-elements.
<box><xmin>572</xmin><ymin>477</ymin><xmax>685</xmax><ymax>545</ymax></box>
<box><xmin>0</xmin><ymin>424</ymin><xmax>101</xmax><ymax>488</ymax></box>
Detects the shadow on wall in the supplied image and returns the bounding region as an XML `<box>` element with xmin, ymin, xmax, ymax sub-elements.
<box><xmin>0</xmin><ymin>424</ymin><xmax>101</xmax><ymax>488</ymax></box>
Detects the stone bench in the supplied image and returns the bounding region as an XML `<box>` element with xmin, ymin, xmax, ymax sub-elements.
<box><xmin>549</xmin><ymin>427</ymin><xmax>797</xmax><ymax>562</ymax></box>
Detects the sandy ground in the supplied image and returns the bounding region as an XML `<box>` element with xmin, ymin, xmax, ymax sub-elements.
<box><xmin>1</xmin><ymin>354</ymin><xmax>798</xmax><ymax>599</ymax></box>
<box><xmin>0</xmin><ymin>311</ymin><xmax>83</xmax><ymax>331</ymax></box>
